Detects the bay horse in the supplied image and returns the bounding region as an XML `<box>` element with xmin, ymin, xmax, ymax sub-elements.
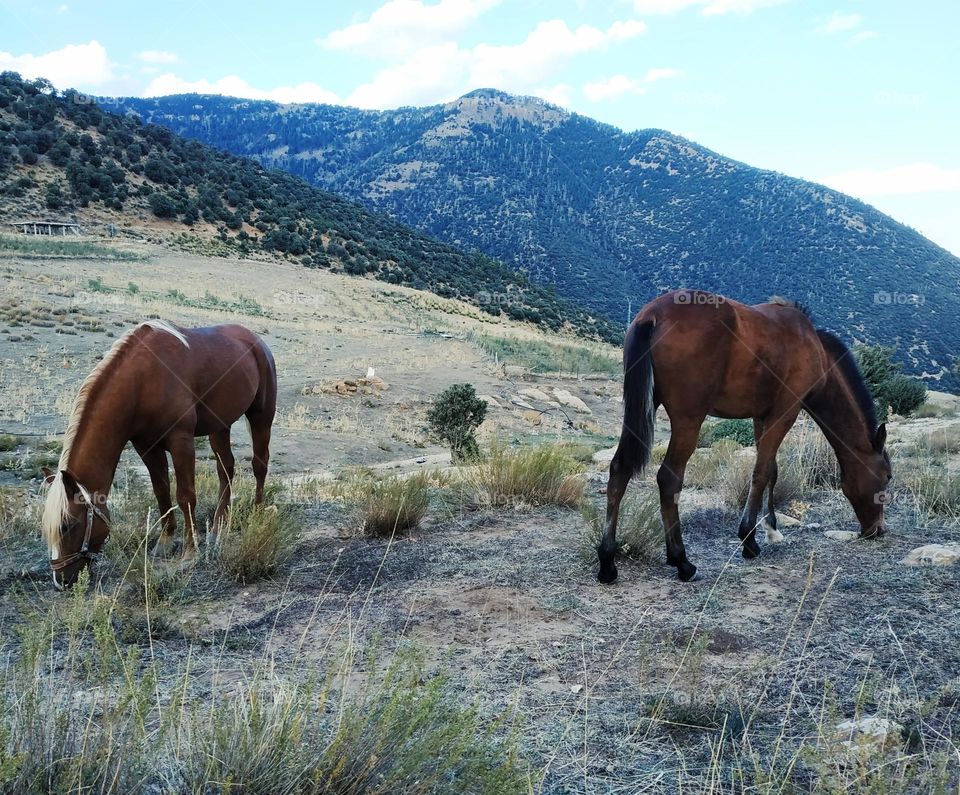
<box><xmin>598</xmin><ymin>290</ymin><xmax>892</xmax><ymax>583</ymax></box>
<box><xmin>41</xmin><ymin>320</ymin><xmax>277</xmax><ymax>589</ymax></box>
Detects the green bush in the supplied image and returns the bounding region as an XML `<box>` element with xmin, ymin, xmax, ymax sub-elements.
<box><xmin>427</xmin><ymin>384</ymin><xmax>488</xmax><ymax>462</ymax></box>
<box><xmin>702</xmin><ymin>419</ymin><xmax>754</xmax><ymax>446</ymax></box>
<box><xmin>854</xmin><ymin>344</ymin><xmax>928</xmax><ymax>419</ymax></box>
<box><xmin>467</xmin><ymin>443</ymin><xmax>584</xmax><ymax>508</ymax></box>
<box><xmin>886</xmin><ymin>374</ymin><xmax>927</xmax><ymax>417</ymax></box>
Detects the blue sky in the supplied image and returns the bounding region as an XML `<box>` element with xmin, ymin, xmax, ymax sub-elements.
<box><xmin>2</xmin><ymin>0</ymin><xmax>959</xmax><ymax>255</ymax></box>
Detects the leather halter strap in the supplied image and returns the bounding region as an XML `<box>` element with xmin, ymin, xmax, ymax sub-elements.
<box><xmin>50</xmin><ymin>490</ymin><xmax>109</xmax><ymax>573</ymax></box>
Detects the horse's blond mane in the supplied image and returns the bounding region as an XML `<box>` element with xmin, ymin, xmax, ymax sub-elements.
<box><xmin>41</xmin><ymin>320</ymin><xmax>188</xmax><ymax>549</ymax></box>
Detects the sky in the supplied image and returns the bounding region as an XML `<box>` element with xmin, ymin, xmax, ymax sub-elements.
<box><xmin>1</xmin><ymin>0</ymin><xmax>959</xmax><ymax>255</ymax></box>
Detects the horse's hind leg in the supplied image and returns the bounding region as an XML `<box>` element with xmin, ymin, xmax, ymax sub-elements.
<box><xmin>134</xmin><ymin>441</ymin><xmax>176</xmax><ymax>549</ymax></box>
<box><xmin>247</xmin><ymin>413</ymin><xmax>273</xmax><ymax>504</ymax></box>
<box><xmin>598</xmin><ymin>448</ymin><xmax>633</xmax><ymax>583</ymax></box>
<box><xmin>208</xmin><ymin>428</ymin><xmax>235</xmax><ymax>532</ymax></box>
<box><xmin>168</xmin><ymin>431</ymin><xmax>198</xmax><ymax>559</ymax></box>
<box><xmin>752</xmin><ymin>418</ymin><xmax>784</xmax><ymax>543</ymax></box>
<box><xmin>657</xmin><ymin>418</ymin><xmax>702</xmax><ymax>582</ymax></box>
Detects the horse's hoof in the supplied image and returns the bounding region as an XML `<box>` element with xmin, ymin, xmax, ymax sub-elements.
<box><xmin>677</xmin><ymin>562</ymin><xmax>699</xmax><ymax>582</ymax></box>
<box><xmin>180</xmin><ymin>547</ymin><xmax>197</xmax><ymax>562</ymax></box>
<box><xmin>597</xmin><ymin>566</ymin><xmax>618</xmax><ymax>584</ymax></box>
<box><xmin>742</xmin><ymin>541</ymin><xmax>761</xmax><ymax>559</ymax></box>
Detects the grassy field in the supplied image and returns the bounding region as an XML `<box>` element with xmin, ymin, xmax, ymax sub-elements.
<box><xmin>1</xmin><ymin>243</ymin><xmax>959</xmax><ymax>792</ymax></box>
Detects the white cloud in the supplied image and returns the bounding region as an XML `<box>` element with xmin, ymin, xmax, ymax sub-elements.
<box><xmin>821</xmin><ymin>11</ymin><xmax>861</xmax><ymax>33</ymax></box>
<box><xmin>535</xmin><ymin>83</ymin><xmax>573</xmax><ymax>107</ymax></box>
<box><xmin>584</xmin><ymin>68</ymin><xmax>680</xmax><ymax>102</ymax></box>
<box><xmin>346</xmin><ymin>17</ymin><xmax>646</xmax><ymax>109</ymax></box>
<box><xmin>143</xmin><ymin>73</ymin><xmax>339</xmax><ymax>104</ymax></box>
<box><xmin>585</xmin><ymin>75</ymin><xmax>647</xmax><ymax>102</ymax></box>
<box><xmin>321</xmin><ymin>0</ymin><xmax>501</xmax><ymax>57</ymax></box>
<box><xmin>821</xmin><ymin>163</ymin><xmax>960</xmax><ymax>197</ymax></box>
<box><xmin>633</xmin><ymin>0</ymin><xmax>786</xmax><ymax>15</ymax></box>
<box><xmin>852</xmin><ymin>30</ymin><xmax>877</xmax><ymax>43</ymax></box>
<box><xmin>644</xmin><ymin>67</ymin><xmax>682</xmax><ymax>83</ymax></box>
<box><xmin>0</xmin><ymin>40</ymin><xmax>113</xmax><ymax>87</ymax></box>
<box><xmin>139</xmin><ymin>50</ymin><xmax>178</xmax><ymax>64</ymax></box>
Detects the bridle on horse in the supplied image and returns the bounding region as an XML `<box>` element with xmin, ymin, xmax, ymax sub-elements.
<box><xmin>50</xmin><ymin>488</ymin><xmax>109</xmax><ymax>573</ymax></box>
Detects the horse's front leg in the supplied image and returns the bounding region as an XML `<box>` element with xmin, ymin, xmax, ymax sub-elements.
<box><xmin>739</xmin><ymin>411</ymin><xmax>798</xmax><ymax>558</ymax></box>
<box><xmin>134</xmin><ymin>441</ymin><xmax>177</xmax><ymax>554</ymax></box>
<box><xmin>658</xmin><ymin>420</ymin><xmax>702</xmax><ymax>582</ymax></box>
<box><xmin>168</xmin><ymin>430</ymin><xmax>198</xmax><ymax>560</ymax></box>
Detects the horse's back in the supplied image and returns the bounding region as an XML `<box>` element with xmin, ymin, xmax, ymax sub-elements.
<box><xmin>132</xmin><ymin>322</ymin><xmax>276</xmax><ymax>435</ymax></box>
<box><xmin>636</xmin><ymin>290</ymin><xmax>827</xmax><ymax>418</ymax></box>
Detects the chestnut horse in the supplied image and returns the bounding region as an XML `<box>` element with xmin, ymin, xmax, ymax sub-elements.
<box><xmin>598</xmin><ymin>290</ymin><xmax>892</xmax><ymax>583</ymax></box>
<box><xmin>42</xmin><ymin>320</ymin><xmax>277</xmax><ymax>588</ymax></box>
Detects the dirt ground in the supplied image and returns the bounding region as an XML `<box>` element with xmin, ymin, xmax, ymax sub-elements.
<box><xmin>2</xmin><ymin>241</ymin><xmax>959</xmax><ymax>792</ymax></box>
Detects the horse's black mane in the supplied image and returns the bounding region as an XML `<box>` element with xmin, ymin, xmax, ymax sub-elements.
<box><xmin>769</xmin><ymin>295</ymin><xmax>814</xmax><ymax>322</ymax></box>
<box><xmin>815</xmin><ymin>329</ymin><xmax>879</xmax><ymax>434</ymax></box>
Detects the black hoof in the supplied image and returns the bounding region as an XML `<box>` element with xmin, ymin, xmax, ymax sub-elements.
<box><xmin>677</xmin><ymin>561</ymin><xmax>698</xmax><ymax>582</ymax></box>
<box><xmin>597</xmin><ymin>565</ymin><xmax>618</xmax><ymax>584</ymax></box>
<box><xmin>741</xmin><ymin>539</ymin><xmax>761</xmax><ymax>559</ymax></box>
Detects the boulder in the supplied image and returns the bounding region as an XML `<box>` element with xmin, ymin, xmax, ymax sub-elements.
<box><xmin>518</xmin><ymin>387</ymin><xmax>552</xmax><ymax>402</ymax></box>
<box><xmin>477</xmin><ymin>394</ymin><xmax>502</xmax><ymax>409</ymax></box>
<box><xmin>522</xmin><ymin>410</ymin><xmax>542</xmax><ymax>426</ymax></box>
<box><xmin>901</xmin><ymin>543</ymin><xmax>960</xmax><ymax>566</ymax></box>
<box><xmin>511</xmin><ymin>397</ymin><xmax>535</xmax><ymax>410</ymax></box>
<box><xmin>552</xmin><ymin>388</ymin><xmax>592</xmax><ymax>414</ymax></box>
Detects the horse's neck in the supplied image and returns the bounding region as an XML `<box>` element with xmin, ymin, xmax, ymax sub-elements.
<box><xmin>805</xmin><ymin>368</ymin><xmax>873</xmax><ymax>466</ymax></box>
<box><xmin>63</xmin><ymin>395</ymin><xmax>132</xmax><ymax>496</ymax></box>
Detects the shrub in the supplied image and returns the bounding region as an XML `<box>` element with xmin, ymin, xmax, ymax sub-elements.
<box><xmin>344</xmin><ymin>470</ymin><xmax>432</xmax><ymax>537</ymax></box>
<box><xmin>427</xmin><ymin>383</ymin><xmax>488</xmax><ymax>462</ymax></box>
<box><xmin>0</xmin><ymin>433</ymin><xmax>19</xmax><ymax>452</ymax></box>
<box><xmin>903</xmin><ymin>467</ymin><xmax>960</xmax><ymax>520</ymax></box>
<box><xmin>213</xmin><ymin>480</ymin><xmax>300</xmax><ymax>584</ymax></box>
<box><xmin>581</xmin><ymin>491</ymin><xmax>662</xmax><ymax>563</ymax></box>
<box><xmin>468</xmin><ymin>443</ymin><xmax>584</xmax><ymax>509</ymax></box>
<box><xmin>886</xmin><ymin>374</ymin><xmax>927</xmax><ymax>417</ymax></box>
<box><xmin>702</xmin><ymin>419</ymin><xmax>754</xmax><ymax>446</ymax></box>
<box><xmin>912</xmin><ymin>426</ymin><xmax>960</xmax><ymax>457</ymax></box>
<box><xmin>855</xmin><ymin>344</ymin><xmax>927</xmax><ymax>420</ymax></box>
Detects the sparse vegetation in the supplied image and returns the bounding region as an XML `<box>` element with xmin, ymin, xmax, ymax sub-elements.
<box><xmin>0</xmin><ymin>234</ymin><xmax>143</xmax><ymax>260</ymax></box>
<box><xmin>467</xmin><ymin>442</ymin><xmax>584</xmax><ymax>508</ymax></box>
<box><xmin>472</xmin><ymin>333</ymin><xmax>619</xmax><ymax>375</ymax></box>
<box><xmin>581</xmin><ymin>491</ymin><xmax>662</xmax><ymax>563</ymax></box>
<box><xmin>342</xmin><ymin>470</ymin><xmax>433</xmax><ymax>537</ymax></box>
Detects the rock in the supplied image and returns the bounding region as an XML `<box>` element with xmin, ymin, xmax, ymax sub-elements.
<box><xmin>901</xmin><ymin>543</ymin><xmax>960</xmax><ymax>566</ymax></box>
<box><xmin>518</xmin><ymin>387</ymin><xmax>552</xmax><ymax>402</ymax></box>
<box><xmin>522</xmin><ymin>410</ymin><xmax>542</xmax><ymax>426</ymax></box>
<box><xmin>511</xmin><ymin>397</ymin><xmax>535</xmax><ymax>410</ymax></box>
<box><xmin>805</xmin><ymin>522</ymin><xmax>822</xmax><ymax>530</ymax></box>
<box><xmin>592</xmin><ymin>446</ymin><xmax>617</xmax><ymax>464</ymax></box>
<box><xmin>477</xmin><ymin>394</ymin><xmax>502</xmax><ymax>409</ymax></box>
<box><xmin>775</xmin><ymin>512</ymin><xmax>801</xmax><ymax>527</ymax></box>
<box><xmin>552</xmin><ymin>388</ymin><xmax>592</xmax><ymax>414</ymax></box>
<box><xmin>833</xmin><ymin>716</ymin><xmax>903</xmax><ymax>754</ymax></box>
<box><xmin>824</xmin><ymin>530</ymin><xmax>860</xmax><ymax>542</ymax></box>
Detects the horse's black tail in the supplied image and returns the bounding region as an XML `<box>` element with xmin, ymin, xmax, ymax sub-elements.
<box><xmin>617</xmin><ymin>320</ymin><xmax>656</xmax><ymax>476</ymax></box>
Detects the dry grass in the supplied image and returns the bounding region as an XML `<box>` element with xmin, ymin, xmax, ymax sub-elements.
<box><xmin>467</xmin><ymin>443</ymin><xmax>584</xmax><ymax>509</ymax></box>
<box><xmin>910</xmin><ymin>425</ymin><xmax>960</xmax><ymax>457</ymax></box>
<box><xmin>341</xmin><ymin>470</ymin><xmax>433</xmax><ymax>537</ymax></box>
<box><xmin>581</xmin><ymin>490</ymin><xmax>662</xmax><ymax>563</ymax></box>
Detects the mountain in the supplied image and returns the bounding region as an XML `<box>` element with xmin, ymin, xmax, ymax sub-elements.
<box><xmin>120</xmin><ymin>88</ymin><xmax>960</xmax><ymax>387</ymax></box>
<box><xmin>0</xmin><ymin>74</ymin><xmax>617</xmax><ymax>343</ymax></box>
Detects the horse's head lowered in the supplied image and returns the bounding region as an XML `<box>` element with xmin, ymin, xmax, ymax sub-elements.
<box><xmin>839</xmin><ymin>423</ymin><xmax>892</xmax><ymax>538</ymax></box>
<box><xmin>41</xmin><ymin>467</ymin><xmax>110</xmax><ymax>589</ymax></box>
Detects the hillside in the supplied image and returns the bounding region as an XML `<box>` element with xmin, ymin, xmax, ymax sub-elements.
<box><xmin>123</xmin><ymin>88</ymin><xmax>960</xmax><ymax>387</ymax></box>
<box><xmin>0</xmin><ymin>74</ymin><xmax>617</xmax><ymax>343</ymax></box>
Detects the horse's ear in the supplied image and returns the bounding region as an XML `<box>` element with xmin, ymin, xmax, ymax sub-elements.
<box><xmin>873</xmin><ymin>423</ymin><xmax>887</xmax><ymax>452</ymax></box>
<box><xmin>59</xmin><ymin>470</ymin><xmax>80</xmax><ymax>498</ymax></box>
<box><xmin>41</xmin><ymin>466</ymin><xmax>56</xmax><ymax>485</ymax></box>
